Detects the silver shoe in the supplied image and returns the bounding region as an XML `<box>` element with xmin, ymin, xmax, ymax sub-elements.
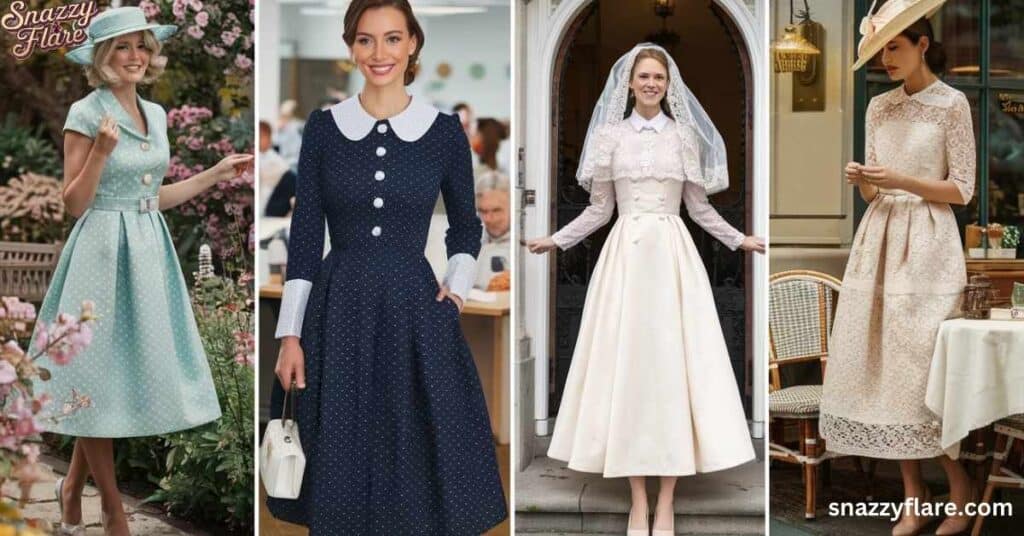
<box><xmin>54</xmin><ymin>477</ymin><xmax>85</xmax><ymax>536</ymax></box>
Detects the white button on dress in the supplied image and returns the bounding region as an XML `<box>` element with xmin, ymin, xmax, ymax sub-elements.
<box><xmin>377</xmin><ymin>124</ymin><xmax>388</xmax><ymax>134</ymax></box>
<box><xmin>371</xmin><ymin>226</ymin><xmax>382</xmax><ymax>237</ymax></box>
<box><xmin>376</xmin><ymin>147</ymin><xmax>387</xmax><ymax>157</ymax></box>
<box><xmin>374</xmin><ymin>171</ymin><xmax>385</xmax><ymax>181</ymax></box>
<box><xmin>373</xmin><ymin>197</ymin><xmax>384</xmax><ymax>208</ymax></box>
<box><xmin>140</xmin><ymin>142</ymin><xmax>150</xmax><ymax>151</ymax></box>
<box><xmin>142</xmin><ymin>173</ymin><xmax>152</xmax><ymax>185</ymax></box>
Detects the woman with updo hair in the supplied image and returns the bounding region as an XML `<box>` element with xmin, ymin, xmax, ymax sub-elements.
<box><xmin>269</xmin><ymin>0</ymin><xmax>508</xmax><ymax>533</ymax></box>
<box><xmin>821</xmin><ymin>1</ymin><xmax>978</xmax><ymax>534</ymax></box>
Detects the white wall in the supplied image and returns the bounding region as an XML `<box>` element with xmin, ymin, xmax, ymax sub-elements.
<box><xmin>770</xmin><ymin>1</ymin><xmax>855</xmax><ymax>246</ymax></box>
<box><xmin>272</xmin><ymin>5</ymin><xmax>510</xmax><ymax>118</ymax></box>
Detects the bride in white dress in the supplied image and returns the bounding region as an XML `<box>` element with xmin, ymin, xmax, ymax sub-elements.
<box><xmin>526</xmin><ymin>44</ymin><xmax>765</xmax><ymax>536</ymax></box>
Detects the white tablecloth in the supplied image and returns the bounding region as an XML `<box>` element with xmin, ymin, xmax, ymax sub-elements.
<box><xmin>925</xmin><ymin>318</ymin><xmax>1024</xmax><ymax>459</ymax></box>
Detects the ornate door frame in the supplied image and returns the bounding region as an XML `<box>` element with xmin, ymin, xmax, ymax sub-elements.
<box><xmin>520</xmin><ymin>0</ymin><xmax>768</xmax><ymax>439</ymax></box>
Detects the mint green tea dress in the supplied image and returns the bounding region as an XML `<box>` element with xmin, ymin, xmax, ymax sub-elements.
<box><xmin>31</xmin><ymin>87</ymin><xmax>222</xmax><ymax>437</ymax></box>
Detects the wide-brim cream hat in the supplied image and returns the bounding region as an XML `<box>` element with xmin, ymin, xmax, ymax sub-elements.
<box><xmin>65</xmin><ymin>6</ymin><xmax>177</xmax><ymax>65</ymax></box>
<box><xmin>852</xmin><ymin>0</ymin><xmax>947</xmax><ymax>71</ymax></box>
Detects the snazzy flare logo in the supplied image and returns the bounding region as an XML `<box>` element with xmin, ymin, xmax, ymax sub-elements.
<box><xmin>1</xmin><ymin>0</ymin><xmax>97</xmax><ymax>61</ymax></box>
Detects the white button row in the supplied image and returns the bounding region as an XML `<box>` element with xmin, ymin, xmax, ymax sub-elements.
<box><xmin>373</xmin><ymin>197</ymin><xmax>383</xmax><ymax>208</ymax></box>
<box><xmin>376</xmin><ymin>146</ymin><xmax>387</xmax><ymax>157</ymax></box>
<box><xmin>371</xmin><ymin>226</ymin><xmax>381</xmax><ymax>237</ymax></box>
<box><xmin>374</xmin><ymin>170</ymin><xmax>385</xmax><ymax>181</ymax></box>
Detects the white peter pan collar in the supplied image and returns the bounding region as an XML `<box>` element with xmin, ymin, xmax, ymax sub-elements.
<box><xmin>330</xmin><ymin>95</ymin><xmax>440</xmax><ymax>142</ymax></box>
<box><xmin>627</xmin><ymin>110</ymin><xmax>670</xmax><ymax>133</ymax></box>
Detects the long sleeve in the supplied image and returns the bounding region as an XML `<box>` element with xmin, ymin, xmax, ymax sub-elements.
<box><xmin>440</xmin><ymin>115</ymin><xmax>484</xmax><ymax>304</ymax></box>
<box><xmin>682</xmin><ymin>181</ymin><xmax>745</xmax><ymax>251</ymax></box>
<box><xmin>551</xmin><ymin>180</ymin><xmax>616</xmax><ymax>250</ymax></box>
<box><xmin>945</xmin><ymin>93</ymin><xmax>976</xmax><ymax>204</ymax></box>
<box><xmin>275</xmin><ymin>110</ymin><xmax>326</xmax><ymax>339</ymax></box>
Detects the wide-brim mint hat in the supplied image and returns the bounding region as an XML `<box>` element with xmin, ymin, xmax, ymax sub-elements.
<box><xmin>65</xmin><ymin>6</ymin><xmax>177</xmax><ymax>65</ymax></box>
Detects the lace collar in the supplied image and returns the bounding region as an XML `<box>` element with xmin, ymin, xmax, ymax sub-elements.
<box><xmin>887</xmin><ymin>79</ymin><xmax>954</xmax><ymax>108</ymax></box>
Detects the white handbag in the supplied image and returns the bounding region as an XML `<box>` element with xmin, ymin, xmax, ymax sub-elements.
<box><xmin>260</xmin><ymin>383</ymin><xmax>306</xmax><ymax>499</ymax></box>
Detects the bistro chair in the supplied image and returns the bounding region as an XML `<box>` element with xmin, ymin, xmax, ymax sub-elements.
<box><xmin>972</xmin><ymin>414</ymin><xmax>1024</xmax><ymax>536</ymax></box>
<box><xmin>768</xmin><ymin>269</ymin><xmax>854</xmax><ymax>519</ymax></box>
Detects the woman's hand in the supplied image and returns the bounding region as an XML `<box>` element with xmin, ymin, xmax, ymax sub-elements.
<box><xmin>522</xmin><ymin>236</ymin><xmax>558</xmax><ymax>254</ymax></box>
<box><xmin>93</xmin><ymin>116</ymin><xmax>120</xmax><ymax>156</ymax></box>
<box><xmin>275</xmin><ymin>337</ymin><xmax>305</xmax><ymax>391</ymax></box>
<box><xmin>740</xmin><ymin>236</ymin><xmax>766</xmax><ymax>254</ymax></box>
<box><xmin>860</xmin><ymin>166</ymin><xmax>907</xmax><ymax>189</ymax></box>
<box><xmin>436</xmin><ymin>285</ymin><xmax>464</xmax><ymax>312</ymax></box>
<box><xmin>845</xmin><ymin>161</ymin><xmax>865</xmax><ymax>185</ymax></box>
<box><xmin>209</xmin><ymin>153</ymin><xmax>254</xmax><ymax>183</ymax></box>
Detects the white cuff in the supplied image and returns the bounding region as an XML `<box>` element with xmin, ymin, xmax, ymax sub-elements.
<box><xmin>275</xmin><ymin>279</ymin><xmax>312</xmax><ymax>338</ymax></box>
<box><xmin>442</xmin><ymin>253</ymin><xmax>477</xmax><ymax>304</ymax></box>
<box><xmin>724</xmin><ymin>231</ymin><xmax>746</xmax><ymax>251</ymax></box>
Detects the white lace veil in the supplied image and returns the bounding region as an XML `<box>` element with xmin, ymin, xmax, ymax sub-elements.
<box><xmin>576</xmin><ymin>43</ymin><xmax>729</xmax><ymax>194</ymax></box>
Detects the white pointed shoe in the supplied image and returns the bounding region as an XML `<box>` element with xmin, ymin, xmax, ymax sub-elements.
<box><xmin>54</xmin><ymin>477</ymin><xmax>85</xmax><ymax>536</ymax></box>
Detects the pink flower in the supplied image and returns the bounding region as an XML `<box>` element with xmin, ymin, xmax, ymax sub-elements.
<box><xmin>139</xmin><ymin>0</ymin><xmax>160</xmax><ymax>19</ymax></box>
<box><xmin>196</xmin><ymin>11</ymin><xmax>209</xmax><ymax>27</ymax></box>
<box><xmin>204</xmin><ymin>44</ymin><xmax>227</xmax><ymax>58</ymax></box>
<box><xmin>234</xmin><ymin>54</ymin><xmax>252</xmax><ymax>71</ymax></box>
<box><xmin>187</xmin><ymin>25</ymin><xmax>205</xmax><ymax>40</ymax></box>
<box><xmin>0</xmin><ymin>360</ymin><xmax>16</xmax><ymax>384</ymax></box>
<box><xmin>189</xmin><ymin>0</ymin><xmax>204</xmax><ymax>12</ymax></box>
<box><xmin>172</xmin><ymin>0</ymin><xmax>187</xmax><ymax>20</ymax></box>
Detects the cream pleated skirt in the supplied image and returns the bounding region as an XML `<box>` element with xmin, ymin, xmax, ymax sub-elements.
<box><xmin>547</xmin><ymin>213</ymin><xmax>755</xmax><ymax>477</ymax></box>
<box><xmin>820</xmin><ymin>193</ymin><xmax>964</xmax><ymax>459</ymax></box>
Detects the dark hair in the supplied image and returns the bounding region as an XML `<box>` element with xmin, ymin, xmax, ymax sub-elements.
<box><xmin>258</xmin><ymin>120</ymin><xmax>272</xmax><ymax>135</ymax></box>
<box><xmin>625</xmin><ymin>48</ymin><xmax>674</xmax><ymax>119</ymax></box>
<box><xmin>343</xmin><ymin>0</ymin><xmax>424</xmax><ymax>85</ymax></box>
<box><xmin>453</xmin><ymin>102</ymin><xmax>471</xmax><ymax>114</ymax></box>
<box><xmin>901</xmin><ymin>17</ymin><xmax>946</xmax><ymax>74</ymax></box>
<box><xmin>476</xmin><ymin>118</ymin><xmax>508</xmax><ymax>171</ymax></box>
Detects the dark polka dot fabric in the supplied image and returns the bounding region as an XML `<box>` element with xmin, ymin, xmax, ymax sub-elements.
<box><xmin>267</xmin><ymin>108</ymin><xmax>508</xmax><ymax>535</ymax></box>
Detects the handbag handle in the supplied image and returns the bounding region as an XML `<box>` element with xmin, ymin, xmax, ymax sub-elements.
<box><xmin>281</xmin><ymin>380</ymin><xmax>297</xmax><ymax>426</ymax></box>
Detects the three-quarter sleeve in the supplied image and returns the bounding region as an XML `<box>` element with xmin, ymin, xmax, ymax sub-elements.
<box><xmin>275</xmin><ymin>110</ymin><xmax>326</xmax><ymax>339</ymax></box>
<box><xmin>551</xmin><ymin>180</ymin><xmax>617</xmax><ymax>250</ymax></box>
<box><xmin>63</xmin><ymin>99</ymin><xmax>98</xmax><ymax>138</ymax></box>
<box><xmin>945</xmin><ymin>93</ymin><xmax>976</xmax><ymax>204</ymax></box>
<box><xmin>682</xmin><ymin>181</ymin><xmax>745</xmax><ymax>251</ymax></box>
<box><xmin>864</xmin><ymin>98</ymin><xmax>880</xmax><ymax>167</ymax></box>
<box><xmin>440</xmin><ymin>115</ymin><xmax>483</xmax><ymax>304</ymax></box>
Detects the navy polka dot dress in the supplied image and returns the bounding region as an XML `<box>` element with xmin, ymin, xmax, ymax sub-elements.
<box><xmin>267</xmin><ymin>97</ymin><xmax>508</xmax><ymax>535</ymax></box>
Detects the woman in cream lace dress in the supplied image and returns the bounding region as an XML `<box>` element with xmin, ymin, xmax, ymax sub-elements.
<box><xmin>526</xmin><ymin>44</ymin><xmax>763</xmax><ymax>536</ymax></box>
<box><xmin>820</xmin><ymin>3</ymin><xmax>977</xmax><ymax>534</ymax></box>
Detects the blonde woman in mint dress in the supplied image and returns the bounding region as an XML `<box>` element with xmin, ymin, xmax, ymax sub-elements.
<box><xmin>29</xmin><ymin>8</ymin><xmax>252</xmax><ymax>536</ymax></box>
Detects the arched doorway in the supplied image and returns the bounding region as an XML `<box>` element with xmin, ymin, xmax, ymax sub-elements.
<box><xmin>546</xmin><ymin>0</ymin><xmax>755</xmax><ymax>417</ymax></box>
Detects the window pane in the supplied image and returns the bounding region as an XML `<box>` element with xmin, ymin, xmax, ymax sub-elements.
<box><xmin>937</xmin><ymin>0</ymin><xmax>982</xmax><ymax>83</ymax></box>
<box><xmin>990</xmin><ymin>0</ymin><xmax>1024</xmax><ymax>80</ymax></box>
<box><xmin>989</xmin><ymin>89</ymin><xmax>1024</xmax><ymax>253</ymax></box>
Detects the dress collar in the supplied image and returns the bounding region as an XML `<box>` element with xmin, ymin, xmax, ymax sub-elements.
<box><xmin>96</xmin><ymin>87</ymin><xmax>153</xmax><ymax>141</ymax></box>
<box><xmin>890</xmin><ymin>78</ymin><xmax>950</xmax><ymax>107</ymax></box>
<box><xmin>330</xmin><ymin>95</ymin><xmax>439</xmax><ymax>142</ymax></box>
<box><xmin>627</xmin><ymin>109</ymin><xmax>670</xmax><ymax>133</ymax></box>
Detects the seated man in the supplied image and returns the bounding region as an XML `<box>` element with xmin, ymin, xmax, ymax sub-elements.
<box><xmin>474</xmin><ymin>170</ymin><xmax>511</xmax><ymax>291</ymax></box>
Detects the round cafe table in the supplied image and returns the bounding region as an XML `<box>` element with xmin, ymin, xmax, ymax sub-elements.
<box><xmin>925</xmin><ymin>318</ymin><xmax>1024</xmax><ymax>459</ymax></box>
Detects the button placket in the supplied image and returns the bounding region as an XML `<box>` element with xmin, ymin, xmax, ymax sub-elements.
<box><xmin>371</xmin><ymin>122</ymin><xmax>388</xmax><ymax>237</ymax></box>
